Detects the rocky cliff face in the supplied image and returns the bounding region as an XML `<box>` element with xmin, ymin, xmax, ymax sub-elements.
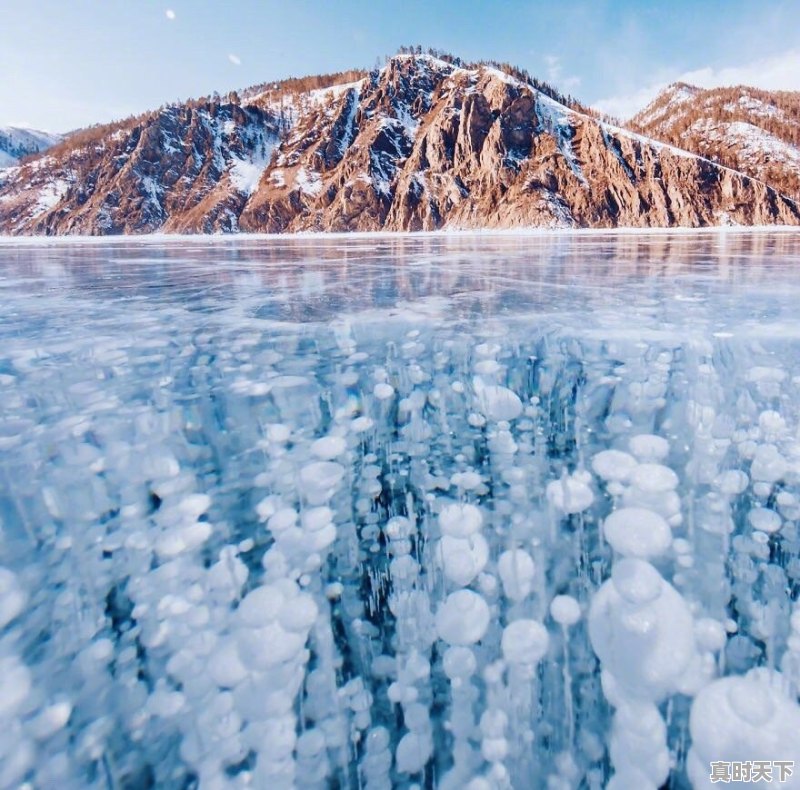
<box><xmin>0</xmin><ymin>103</ymin><xmax>281</xmax><ymax>235</ymax></box>
<box><xmin>631</xmin><ymin>83</ymin><xmax>800</xmax><ymax>200</ymax></box>
<box><xmin>1</xmin><ymin>55</ymin><xmax>798</xmax><ymax>235</ymax></box>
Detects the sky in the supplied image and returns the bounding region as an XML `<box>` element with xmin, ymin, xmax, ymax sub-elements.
<box><xmin>2</xmin><ymin>0</ymin><xmax>800</xmax><ymax>131</ymax></box>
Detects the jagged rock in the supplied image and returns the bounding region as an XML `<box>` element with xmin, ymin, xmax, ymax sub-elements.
<box><xmin>1</xmin><ymin>54</ymin><xmax>798</xmax><ymax>235</ymax></box>
<box><xmin>631</xmin><ymin>82</ymin><xmax>800</xmax><ymax>201</ymax></box>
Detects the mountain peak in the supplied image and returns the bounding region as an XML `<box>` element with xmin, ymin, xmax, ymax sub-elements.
<box><xmin>0</xmin><ymin>54</ymin><xmax>798</xmax><ymax>235</ymax></box>
<box><xmin>629</xmin><ymin>82</ymin><xmax>701</xmax><ymax>127</ymax></box>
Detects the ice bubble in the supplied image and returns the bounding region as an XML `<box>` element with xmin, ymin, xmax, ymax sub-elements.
<box><xmin>385</xmin><ymin>516</ymin><xmax>414</xmax><ymax>541</ymax></box>
<box><xmin>442</xmin><ymin>646</ymin><xmax>477</xmax><ymax>679</ymax></box>
<box><xmin>373</xmin><ymin>382</ymin><xmax>395</xmax><ymax>400</ymax></box>
<box><xmin>29</xmin><ymin>701</ymin><xmax>72</xmax><ymax>740</ymax></box>
<box><xmin>479</xmin><ymin>709</ymin><xmax>508</xmax><ymax>738</ymax></box>
<box><xmin>0</xmin><ymin>655</ymin><xmax>31</xmax><ymax>717</ymax></box>
<box><xmin>497</xmin><ymin>549</ymin><xmax>535</xmax><ymax>602</ymax></box>
<box><xmin>589</xmin><ymin>559</ymin><xmax>696</xmax><ymax>701</ymax></box>
<box><xmin>687</xmin><ymin>670</ymin><xmax>800</xmax><ymax>787</ymax></box>
<box><xmin>609</xmin><ymin>701</ymin><xmax>670</xmax><ymax>787</ymax></box>
<box><xmin>310</xmin><ymin>435</ymin><xmax>347</xmax><ymax>459</ymax></box>
<box><xmin>296</xmin><ymin>728</ymin><xmax>326</xmax><ymax>776</ymax></box>
<box><xmin>237</xmin><ymin>585</ymin><xmax>285</xmax><ymax>626</ymax></box>
<box><xmin>550</xmin><ymin>595</ymin><xmax>581</xmax><ymax>627</ymax></box>
<box><xmin>451</xmin><ymin>470</ymin><xmax>482</xmax><ymax>490</ymax></box>
<box><xmin>439</xmin><ymin>503</ymin><xmax>483</xmax><ymax>538</ymax></box>
<box><xmin>155</xmin><ymin>521</ymin><xmax>212</xmax><ymax>558</ymax></box>
<box><xmin>501</xmin><ymin>619</ymin><xmax>549</xmax><ymax>665</ymax></box>
<box><xmin>603</xmin><ymin>507</ymin><xmax>672</xmax><ymax>559</ymax></box>
<box><xmin>255</xmin><ymin>495</ymin><xmax>280</xmax><ymax>522</ymax></box>
<box><xmin>591</xmin><ymin>450</ymin><xmax>639</xmax><ymax>482</ymax></box>
<box><xmin>628</xmin><ymin>434</ymin><xmax>670</xmax><ymax>463</ymax></box>
<box><xmin>435</xmin><ymin>590</ymin><xmax>491</xmax><ymax>645</ymax></box>
<box><xmin>751</xmin><ymin>444</ymin><xmax>787</xmax><ymax>483</ymax></box>
<box><xmin>629</xmin><ymin>464</ymin><xmax>679</xmax><ymax>493</ymax></box>
<box><xmin>714</xmin><ymin>469</ymin><xmax>749</xmax><ymax>495</ymax></box>
<box><xmin>176</xmin><ymin>493</ymin><xmax>212</xmax><ymax>519</ymax></box>
<box><xmin>237</xmin><ymin>623</ymin><xmax>307</xmax><ymax>669</ymax></box>
<box><xmin>694</xmin><ymin>618</ymin><xmax>727</xmax><ymax>653</ymax></box>
<box><xmin>300</xmin><ymin>506</ymin><xmax>333</xmax><ymax>532</ymax></box>
<box><xmin>546</xmin><ymin>474</ymin><xmax>594</xmax><ymax>514</ymax></box>
<box><xmin>207</xmin><ymin>640</ymin><xmax>249</xmax><ymax>688</ymax></box>
<box><xmin>266</xmin><ymin>423</ymin><xmax>292</xmax><ymax>443</ymax></box>
<box><xmin>267</xmin><ymin>508</ymin><xmax>297</xmax><ymax>534</ymax></box>
<box><xmin>277</xmin><ymin>593</ymin><xmax>318</xmax><ymax>632</ymax></box>
<box><xmin>752</xmin><ymin>481</ymin><xmax>773</xmax><ymax>498</ymax></box>
<box><xmin>147</xmin><ymin>686</ymin><xmax>186</xmax><ymax>718</ymax></box>
<box><xmin>395</xmin><ymin>731</ymin><xmax>432</xmax><ymax>774</ymax></box>
<box><xmin>299</xmin><ymin>461</ymin><xmax>345</xmax><ymax>503</ymax></box>
<box><xmin>758</xmin><ymin>409</ymin><xmax>786</xmax><ymax>441</ymax></box>
<box><xmin>481</xmin><ymin>736</ymin><xmax>509</xmax><ymax>762</ymax></box>
<box><xmin>436</xmin><ymin>534</ymin><xmax>489</xmax><ymax>587</ymax></box>
<box><xmin>748</xmin><ymin>507</ymin><xmax>782</xmax><ymax>533</ymax></box>
<box><xmin>351</xmin><ymin>416</ymin><xmax>374</xmax><ymax>433</ymax></box>
<box><xmin>474</xmin><ymin>382</ymin><xmax>523</xmax><ymax>421</ymax></box>
<box><xmin>610</xmin><ymin>558</ymin><xmax>663</xmax><ymax>605</ymax></box>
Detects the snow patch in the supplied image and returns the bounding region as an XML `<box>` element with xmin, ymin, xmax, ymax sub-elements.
<box><xmin>230</xmin><ymin>139</ymin><xmax>277</xmax><ymax>196</ymax></box>
<box><xmin>690</xmin><ymin>118</ymin><xmax>800</xmax><ymax>172</ymax></box>
<box><xmin>32</xmin><ymin>178</ymin><xmax>69</xmax><ymax>216</ymax></box>
<box><xmin>295</xmin><ymin>167</ymin><xmax>322</xmax><ymax>196</ymax></box>
<box><xmin>535</xmin><ymin>94</ymin><xmax>587</xmax><ymax>184</ymax></box>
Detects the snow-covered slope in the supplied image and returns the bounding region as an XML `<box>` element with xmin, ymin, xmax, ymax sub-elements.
<box><xmin>0</xmin><ymin>126</ymin><xmax>62</xmax><ymax>168</ymax></box>
<box><xmin>631</xmin><ymin>84</ymin><xmax>800</xmax><ymax>198</ymax></box>
<box><xmin>0</xmin><ymin>55</ymin><xmax>798</xmax><ymax>235</ymax></box>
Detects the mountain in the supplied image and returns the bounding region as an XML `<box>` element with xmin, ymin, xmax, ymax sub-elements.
<box><xmin>631</xmin><ymin>83</ymin><xmax>800</xmax><ymax>199</ymax></box>
<box><xmin>0</xmin><ymin>54</ymin><xmax>798</xmax><ymax>235</ymax></box>
<box><xmin>0</xmin><ymin>126</ymin><xmax>62</xmax><ymax>168</ymax></box>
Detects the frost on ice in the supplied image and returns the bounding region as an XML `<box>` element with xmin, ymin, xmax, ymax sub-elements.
<box><xmin>1</xmin><ymin>234</ymin><xmax>800</xmax><ymax>788</ymax></box>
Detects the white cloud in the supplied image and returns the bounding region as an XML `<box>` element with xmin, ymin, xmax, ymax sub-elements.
<box><xmin>228</xmin><ymin>54</ymin><xmax>242</xmax><ymax>66</ymax></box>
<box><xmin>594</xmin><ymin>49</ymin><xmax>800</xmax><ymax>120</ymax></box>
<box><xmin>165</xmin><ymin>9</ymin><xmax>176</xmax><ymax>21</ymax></box>
<box><xmin>543</xmin><ymin>54</ymin><xmax>581</xmax><ymax>91</ymax></box>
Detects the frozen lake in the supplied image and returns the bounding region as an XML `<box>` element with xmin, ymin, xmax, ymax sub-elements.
<box><xmin>2</xmin><ymin>230</ymin><xmax>800</xmax><ymax>789</ymax></box>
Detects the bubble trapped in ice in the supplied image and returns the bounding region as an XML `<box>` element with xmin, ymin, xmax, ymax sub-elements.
<box><xmin>3</xmin><ymin>232</ymin><xmax>800</xmax><ymax>788</ymax></box>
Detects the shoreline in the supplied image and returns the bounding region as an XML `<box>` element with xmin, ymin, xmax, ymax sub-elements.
<box><xmin>0</xmin><ymin>224</ymin><xmax>799</xmax><ymax>246</ymax></box>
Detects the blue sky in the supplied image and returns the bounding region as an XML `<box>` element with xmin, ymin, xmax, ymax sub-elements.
<box><xmin>2</xmin><ymin>0</ymin><xmax>799</xmax><ymax>131</ymax></box>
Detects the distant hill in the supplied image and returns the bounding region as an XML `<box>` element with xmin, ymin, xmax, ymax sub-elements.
<box><xmin>0</xmin><ymin>126</ymin><xmax>62</xmax><ymax>168</ymax></box>
<box><xmin>630</xmin><ymin>83</ymin><xmax>800</xmax><ymax>199</ymax></box>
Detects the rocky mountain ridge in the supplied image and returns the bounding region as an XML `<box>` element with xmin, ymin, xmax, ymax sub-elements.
<box><xmin>0</xmin><ymin>54</ymin><xmax>798</xmax><ymax>235</ymax></box>
<box><xmin>631</xmin><ymin>82</ymin><xmax>800</xmax><ymax>199</ymax></box>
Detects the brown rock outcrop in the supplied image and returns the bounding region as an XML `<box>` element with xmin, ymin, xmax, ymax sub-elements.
<box><xmin>631</xmin><ymin>83</ymin><xmax>800</xmax><ymax>200</ymax></box>
<box><xmin>1</xmin><ymin>55</ymin><xmax>798</xmax><ymax>235</ymax></box>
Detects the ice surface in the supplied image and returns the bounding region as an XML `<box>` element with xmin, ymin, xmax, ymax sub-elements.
<box><xmin>2</xmin><ymin>230</ymin><xmax>800</xmax><ymax>788</ymax></box>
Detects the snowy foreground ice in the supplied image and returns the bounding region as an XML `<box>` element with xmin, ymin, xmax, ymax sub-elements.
<box><xmin>2</xmin><ymin>230</ymin><xmax>800</xmax><ymax>789</ymax></box>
